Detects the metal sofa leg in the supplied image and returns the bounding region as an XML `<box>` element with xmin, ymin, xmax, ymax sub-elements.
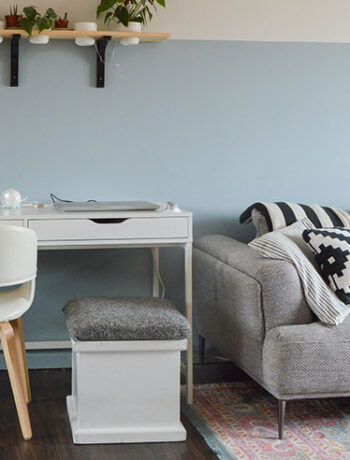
<box><xmin>278</xmin><ymin>400</ymin><xmax>287</xmax><ymax>440</ymax></box>
<box><xmin>199</xmin><ymin>335</ymin><xmax>206</xmax><ymax>366</ymax></box>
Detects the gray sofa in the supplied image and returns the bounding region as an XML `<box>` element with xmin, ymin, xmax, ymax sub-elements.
<box><xmin>193</xmin><ymin>234</ymin><xmax>350</xmax><ymax>439</ymax></box>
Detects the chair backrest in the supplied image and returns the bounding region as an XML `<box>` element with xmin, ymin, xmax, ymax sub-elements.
<box><xmin>0</xmin><ymin>225</ymin><xmax>37</xmax><ymax>287</ymax></box>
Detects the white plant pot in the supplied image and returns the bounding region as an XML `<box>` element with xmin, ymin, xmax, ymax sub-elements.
<box><xmin>0</xmin><ymin>21</ymin><xmax>4</xmax><ymax>44</ymax></box>
<box><xmin>75</xmin><ymin>22</ymin><xmax>97</xmax><ymax>47</ymax></box>
<box><xmin>120</xmin><ymin>22</ymin><xmax>141</xmax><ymax>46</ymax></box>
<box><xmin>29</xmin><ymin>30</ymin><xmax>51</xmax><ymax>45</ymax></box>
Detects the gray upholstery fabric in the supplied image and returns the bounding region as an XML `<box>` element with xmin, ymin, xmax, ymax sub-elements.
<box><xmin>194</xmin><ymin>245</ymin><xmax>264</xmax><ymax>384</ymax></box>
<box><xmin>63</xmin><ymin>297</ymin><xmax>191</xmax><ymax>341</ymax></box>
<box><xmin>251</xmin><ymin>209</ymin><xmax>270</xmax><ymax>237</ymax></box>
<box><xmin>194</xmin><ymin>234</ymin><xmax>350</xmax><ymax>401</ymax></box>
<box><xmin>263</xmin><ymin>316</ymin><xmax>350</xmax><ymax>399</ymax></box>
<box><xmin>194</xmin><ymin>235</ymin><xmax>313</xmax><ymax>333</ymax></box>
<box><xmin>193</xmin><ymin>235</ymin><xmax>313</xmax><ymax>387</ymax></box>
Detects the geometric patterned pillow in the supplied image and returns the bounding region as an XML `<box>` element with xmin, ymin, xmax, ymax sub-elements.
<box><xmin>302</xmin><ymin>228</ymin><xmax>350</xmax><ymax>304</ymax></box>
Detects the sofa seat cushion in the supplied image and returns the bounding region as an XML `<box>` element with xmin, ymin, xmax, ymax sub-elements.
<box><xmin>263</xmin><ymin>316</ymin><xmax>350</xmax><ymax>399</ymax></box>
<box><xmin>63</xmin><ymin>297</ymin><xmax>191</xmax><ymax>341</ymax></box>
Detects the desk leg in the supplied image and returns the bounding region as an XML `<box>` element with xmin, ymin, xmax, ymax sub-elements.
<box><xmin>184</xmin><ymin>243</ymin><xmax>193</xmax><ymax>404</ymax></box>
<box><xmin>152</xmin><ymin>248</ymin><xmax>160</xmax><ymax>298</ymax></box>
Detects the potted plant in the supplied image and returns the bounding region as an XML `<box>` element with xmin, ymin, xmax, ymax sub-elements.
<box><xmin>97</xmin><ymin>0</ymin><xmax>165</xmax><ymax>45</ymax></box>
<box><xmin>20</xmin><ymin>6</ymin><xmax>57</xmax><ymax>44</ymax></box>
<box><xmin>5</xmin><ymin>4</ymin><xmax>23</xmax><ymax>28</ymax></box>
<box><xmin>74</xmin><ymin>22</ymin><xmax>97</xmax><ymax>46</ymax></box>
<box><xmin>54</xmin><ymin>12</ymin><xmax>69</xmax><ymax>29</ymax></box>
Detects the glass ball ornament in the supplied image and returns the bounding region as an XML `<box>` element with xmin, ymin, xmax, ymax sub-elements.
<box><xmin>1</xmin><ymin>189</ymin><xmax>22</xmax><ymax>208</ymax></box>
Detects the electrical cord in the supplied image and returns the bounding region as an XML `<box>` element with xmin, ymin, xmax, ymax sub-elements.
<box><xmin>50</xmin><ymin>193</ymin><xmax>97</xmax><ymax>204</ymax></box>
<box><xmin>151</xmin><ymin>249</ymin><xmax>166</xmax><ymax>299</ymax></box>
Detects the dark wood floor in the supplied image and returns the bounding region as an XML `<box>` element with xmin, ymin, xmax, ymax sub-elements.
<box><xmin>0</xmin><ymin>357</ymin><xmax>243</xmax><ymax>460</ymax></box>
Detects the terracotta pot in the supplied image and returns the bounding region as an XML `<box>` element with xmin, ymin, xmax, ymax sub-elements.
<box><xmin>54</xmin><ymin>19</ymin><xmax>69</xmax><ymax>29</ymax></box>
<box><xmin>5</xmin><ymin>15</ymin><xmax>22</xmax><ymax>28</ymax></box>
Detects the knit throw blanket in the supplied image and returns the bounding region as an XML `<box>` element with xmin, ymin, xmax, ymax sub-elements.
<box><xmin>240</xmin><ymin>202</ymin><xmax>350</xmax><ymax>232</ymax></box>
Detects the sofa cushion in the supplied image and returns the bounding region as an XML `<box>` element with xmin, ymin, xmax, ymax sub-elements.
<box><xmin>251</xmin><ymin>209</ymin><xmax>270</xmax><ymax>237</ymax></box>
<box><xmin>249</xmin><ymin>219</ymin><xmax>350</xmax><ymax>325</ymax></box>
<box><xmin>241</xmin><ymin>202</ymin><xmax>350</xmax><ymax>232</ymax></box>
<box><xmin>263</xmin><ymin>316</ymin><xmax>350</xmax><ymax>399</ymax></box>
<box><xmin>303</xmin><ymin>227</ymin><xmax>350</xmax><ymax>305</ymax></box>
<box><xmin>63</xmin><ymin>297</ymin><xmax>191</xmax><ymax>341</ymax></box>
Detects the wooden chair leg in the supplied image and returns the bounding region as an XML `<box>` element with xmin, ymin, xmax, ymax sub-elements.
<box><xmin>10</xmin><ymin>317</ymin><xmax>31</xmax><ymax>403</ymax></box>
<box><xmin>0</xmin><ymin>322</ymin><xmax>32</xmax><ymax>440</ymax></box>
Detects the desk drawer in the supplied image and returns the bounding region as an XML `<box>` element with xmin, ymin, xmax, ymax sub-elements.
<box><xmin>28</xmin><ymin>217</ymin><xmax>188</xmax><ymax>241</ymax></box>
<box><xmin>0</xmin><ymin>220</ymin><xmax>24</xmax><ymax>227</ymax></box>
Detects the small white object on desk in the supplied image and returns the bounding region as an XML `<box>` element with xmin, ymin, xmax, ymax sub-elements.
<box><xmin>1</xmin><ymin>188</ymin><xmax>23</xmax><ymax>209</ymax></box>
<box><xmin>167</xmin><ymin>202</ymin><xmax>181</xmax><ymax>213</ymax></box>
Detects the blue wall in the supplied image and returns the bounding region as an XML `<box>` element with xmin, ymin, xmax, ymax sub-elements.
<box><xmin>1</xmin><ymin>39</ymin><xmax>350</xmax><ymax>366</ymax></box>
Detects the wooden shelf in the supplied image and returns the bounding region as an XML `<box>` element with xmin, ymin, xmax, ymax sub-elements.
<box><xmin>1</xmin><ymin>28</ymin><xmax>170</xmax><ymax>88</ymax></box>
<box><xmin>0</xmin><ymin>29</ymin><xmax>171</xmax><ymax>42</ymax></box>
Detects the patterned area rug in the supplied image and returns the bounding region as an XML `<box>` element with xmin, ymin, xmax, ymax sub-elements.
<box><xmin>182</xmin><ymin>381</ymin><xmax>350</xmax><ymax>460</ymax></box>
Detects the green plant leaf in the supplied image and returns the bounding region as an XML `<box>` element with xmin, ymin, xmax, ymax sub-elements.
<box><xmin>155</xmin><ymin>0</ymin><xmax>165</xmax><ymax>6</ymax></box>
<box><xmin>36</xmin><ymin>17</ymin><xmax>46</xmax><ymax>32</ymax></box>
<box><xmin>45</xmin><ymin>8</ymin><xmax>57</xmax><ymax>20</ymax></box>
<box><xmin>20</xmin><ymin>17</ymin><xmax>35</xmax><ymax>35</ymax></box>
<box><xmin>23</xmin><ymin>6</ymin><xmax>38</xmax><ymax>20</ymax></box>
<box><xmin>114</xmin><ymin>5</ymin><xmax>129</xmax><ymax>26</ymax></box>
<box><xmin>97</xmin><ymin>0</ymin><xmax>117</xmax><ymax>17</ymax></box>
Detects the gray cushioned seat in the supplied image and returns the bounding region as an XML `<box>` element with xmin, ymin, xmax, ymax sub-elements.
<box><xmin>63</xmin><ymin>297</ymin><xmax>191</xmax><ymax>341</ymax></box>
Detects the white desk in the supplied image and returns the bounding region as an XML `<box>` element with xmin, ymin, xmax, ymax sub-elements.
<box><xmin>0</xmin><ymin>205</ymin><xmax>193</xmax><ymax>404</ymax></box>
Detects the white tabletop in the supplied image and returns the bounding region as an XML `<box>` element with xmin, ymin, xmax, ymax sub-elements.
<box><xmin>0</xmin><ymin>205</ymin><xmax>192</xmax><ymax>220</ymax></box>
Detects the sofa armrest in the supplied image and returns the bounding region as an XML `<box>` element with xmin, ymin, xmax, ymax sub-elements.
<box><xmin>263</xmin><ymin>318</ymin><xmax>350</xmax><ymax>399</ymax></box>
<box><xmin>194</xmin><ymin>235</ymin><xmax>313</xmax><ymax>340</ymax></box>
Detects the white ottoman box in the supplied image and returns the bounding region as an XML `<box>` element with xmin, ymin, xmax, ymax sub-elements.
<box><xmin>63</xmin><ymin>297</ymin><xmax>191</xmax><ymax>444</ymax></box>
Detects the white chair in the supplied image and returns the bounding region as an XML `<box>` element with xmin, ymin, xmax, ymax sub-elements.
<box><xmin>0</xmin><ymin>225</ymin><xmax>37</xmax><ymax>440</ymax></box>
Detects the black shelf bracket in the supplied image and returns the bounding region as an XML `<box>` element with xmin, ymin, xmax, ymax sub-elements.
<box><xmin>10</xmin><ymin>34</ymin><xmax>21</xmax><ymax>87</ymax></box>
<box><xmin>96</xmin><ymin>36</ymin><xmax>111</xmax><ymax>88</ymax></box>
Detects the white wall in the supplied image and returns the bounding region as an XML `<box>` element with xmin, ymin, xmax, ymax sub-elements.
<box><xmin>2</xmin><ymin>0</ymin><xmax>350</xmax><ymax>42</ymax></box>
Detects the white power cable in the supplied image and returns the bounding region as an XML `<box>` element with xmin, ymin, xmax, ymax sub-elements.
<box><xmin>151</xmin><ymin>249</ymin><xmax>166</xmax><ymax>299</ymax></box>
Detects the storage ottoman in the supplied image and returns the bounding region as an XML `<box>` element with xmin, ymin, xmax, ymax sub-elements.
<box><xmin>63</xmin><ymin>297</ymin><xmax>191</xmax><ymax>444</ymax></box>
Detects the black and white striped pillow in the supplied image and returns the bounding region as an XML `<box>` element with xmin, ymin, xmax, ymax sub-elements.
<box><xmin>303</xmin><ymin>228</ymin><xmax>350</xmax><ymax>305</ymax></box>
<box><xmin>240</xmin><ymin>202</ymin><xmax>350</xmax><ymax>233</ymax></box>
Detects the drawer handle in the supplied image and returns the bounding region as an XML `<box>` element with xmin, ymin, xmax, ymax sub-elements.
<box><xmin>89</xmin><ymin>218</ymin><xmax>129</xmax><ymax>224</ymax></box>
